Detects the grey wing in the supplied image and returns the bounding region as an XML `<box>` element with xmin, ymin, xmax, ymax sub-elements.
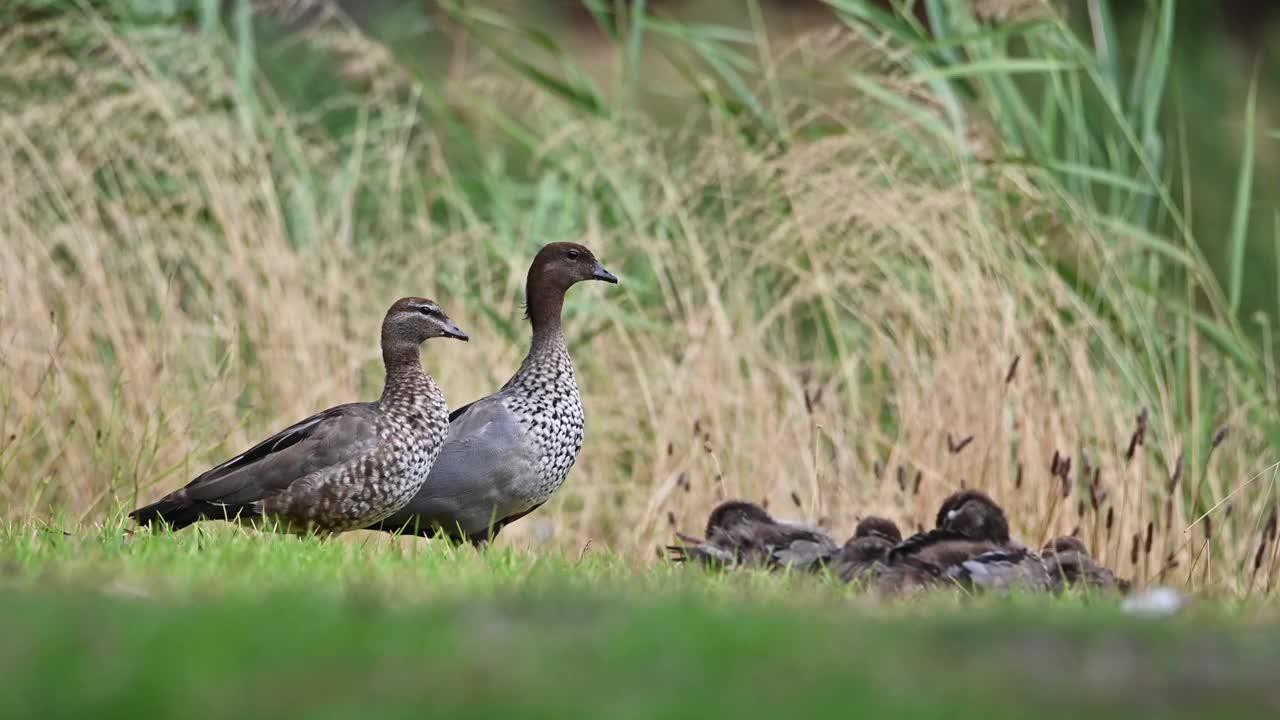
<box><xmin>182</xmin><ymin>403</ymin><xmax>380</xmax><ymax>507</ymax></box>
<box><xmin>944</xmin><ymin>549</ymin><xmax>1053</xmax><ymax>593</ymax></box>
<box><xmin>770</xmin><ymin>521</ymin><xmax>839</xmax><ymax>571</ymax></box>
<box><xmin>771</xmin><ymin>536</ymin><xmax>839</xmax><ymax>571</ymax></box>
<box><xmin>380</xmin><ymin>395</ymin><xmax>539</xmax><ymax>537</ymax></box>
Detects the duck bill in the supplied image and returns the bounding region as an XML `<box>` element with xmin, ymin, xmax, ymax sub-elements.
<box><xmin>591</xmin><ymin>261</ymin><xmax>619</xmax><ymax>284</ymax></box>
<box><xmin>442</xmin><ymin>320</ymin><xmax>469</xmax><ymax>342</ymax></box>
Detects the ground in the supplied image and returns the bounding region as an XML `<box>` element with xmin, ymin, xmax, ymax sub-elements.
<box><xmin>3</xmin><ymin>527</ymin><xmax>1279</xmax><ymax>719</ymax></box>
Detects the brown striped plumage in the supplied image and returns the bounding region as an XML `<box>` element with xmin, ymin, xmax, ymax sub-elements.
<box><xmin>832</xmin><ymin>516</ymin><xmax>902</xmax><ymax>584</ymax></box>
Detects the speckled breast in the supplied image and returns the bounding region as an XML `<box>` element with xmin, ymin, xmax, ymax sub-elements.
<box><xmin>272</xmin><ymin>383</ymin><xmax>447</xmax><ymax>533</ymax></box>
<box><xmin>505</xmin><ymin>353</ymin><xmax>586</xmax><ymax>506</ymax></box>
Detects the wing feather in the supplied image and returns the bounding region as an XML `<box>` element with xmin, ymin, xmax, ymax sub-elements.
<box><xmin>181</xmin><ymin>402</ymin><xmax>378</xmax><ymax>505</ymax></box>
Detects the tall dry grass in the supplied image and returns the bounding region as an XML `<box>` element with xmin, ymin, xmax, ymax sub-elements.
<box><xmin>0</xmin><ymin>4</ymin><xmax>1276</xmax><ymax>594</ymax></box>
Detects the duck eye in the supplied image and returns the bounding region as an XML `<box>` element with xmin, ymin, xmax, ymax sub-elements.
<box><xmin>417</xmin><ymin>307</ymin><xmax>432</xmax><ymax>316</ymax></box>
<box><xmin>566</xmin><ymin>249</ymin><xmax>580</xmax><ymax>260</ymax></box>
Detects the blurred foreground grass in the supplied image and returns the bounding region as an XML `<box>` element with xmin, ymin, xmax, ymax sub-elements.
<box><xmin>4</xmin><ymin>527</ymin><xmax>1280</xmax><ymax>719</ymax></box>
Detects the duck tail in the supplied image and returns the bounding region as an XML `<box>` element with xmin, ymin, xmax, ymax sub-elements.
<box><xmin>129</xmin><ymin>491</ymin><xmax>203</xmax><ymax>530</ymax></box>
<box><xmin>665</xmin><ymin>538</ymin><xmax>739</xmax><ymax>567</ymax></box>
<box><xmin>663</xmin><ymin>532</ymin><xmax>708</xmax><ymax>562</ymax></box>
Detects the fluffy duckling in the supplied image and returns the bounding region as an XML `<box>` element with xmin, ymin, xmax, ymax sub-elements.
<box><xmin>875</xmin><ymin>490</ymin><xmax>1015</xmax><ymax>595</ymax></box>
<box><xmin>667</xmin><ymin>500</ymin><xmax>839</xmax><ymax>572</ymax></box>
<box><xmin>831</xmin><ymin>517</ymin><xmax>902</xmax><ymax>584</ymax></box>
<box><xmin>1041</xmin><ymin>536</ymin><xmax>1131</xmax><ymax>594</ymax></box>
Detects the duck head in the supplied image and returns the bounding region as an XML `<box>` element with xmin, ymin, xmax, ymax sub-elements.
<box><xmin>381</xmin><ymin>296</ymin><xmax>468</xmax><ymax>368</ymax></box>
<box><xmin>840</xmin><ymin>516</ymin><xmax>901</xmax><ymax>564</ymax></box>
<box><xmin>531</xmin><ymin>241</ymin><xmax>618</xmax><ymax>287</ymax></box>
<box><xmin>384</xmin><ymin>296</ymin><xmax>468</xmax><ymax>343</ymax></box>
<box><xmin>525</xmin><ymin>242</ymin><xmax>617</xmax><ymax>332</ymax></box>
<box><xmin>935</xmin><ymin>490</ymin><xmax>1010</xmax><ymax>543</ymax></box>
<box><xmin>703</xmin><ymin>500</ymin><xmax>773</xmax><ymax>538</ymax></box>
<box><xmin>853</xmin><ymin>516</ymin><xmax>902</xmax><ymax>544</ymax></box>
<box><xmin>1042</xmin><ymin>536</ymin><xmax>1090</xmax><ymax>557</ymax></box>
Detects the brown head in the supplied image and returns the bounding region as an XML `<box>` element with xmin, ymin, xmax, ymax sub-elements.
<box><xmin>525</xmin><ymin>242</ymin><xmax>618</xmax><ymax>337</ymax></box>
<box><xmin>1042</xmin><ymin>536</ymin><xmax>1090</xmax><ymax>557</ymax></box>
<box><xmin>704</xmin><ymin>500</ymin><xmax>773</xmax><ymax>538</ymax></box>
<box><xmin>839</xmin><ymin>517</ymin><xmax>900</xmax><ymax>567</ymax></box>
<box><xmin>853</xmin><ymin>516</ymin><xmax>902</xmax><ymax>544</ymax></box>
<box><xmin>381</xmin><ymin>296</ymin><xmax>468</xmax><ymax>369</ymax></box>
<box><xmin>840</xmin><ymin>534</ymin><xmax>896</xmax><ymax>566</ymax></box>
<box><xmin>935</xmin><ymin>490</ymin><xmax>1010</xmax><ymax>543</ymax></box>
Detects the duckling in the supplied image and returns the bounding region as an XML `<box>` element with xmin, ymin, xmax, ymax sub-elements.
<box><xmin>667</xmin><ymin>500</ymin><xmax>839</xmax><ymax>572</ymax></box>
<box><xmin>831</xmin><ymin>516</ymin><xmax>902</xmax><ymax>585</ymax></box>
<box><xmin>876</xmin><ymin>490</ymin><xmax>1014</xmax><ymax>595</ymax></box>
<box><xmin>1041</xmin><ymin>536</ymin><xmax>1131</xmax><ymax>593</ymax></box>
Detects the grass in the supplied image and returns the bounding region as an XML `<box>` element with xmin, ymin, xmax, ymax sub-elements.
<box><xmin>4</xmin><ymin>528</ymin><xmax>1280</xmax><ymax>719</ymax></box>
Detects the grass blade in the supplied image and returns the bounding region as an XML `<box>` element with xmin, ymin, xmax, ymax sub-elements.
<box><xmin>1227</xmin><ymin>71</ymin><xmax>1258</xmax><ymax>316</ymax></box>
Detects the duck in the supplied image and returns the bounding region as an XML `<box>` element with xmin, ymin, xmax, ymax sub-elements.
<box><xmin>887</xmin><ymin>490</ymin><xmax>1013</xmax><ymax>566</ymax></box>
<box><xmin>129</xmin><ymin>297</ymin><xmax>468</xmax><ymax>534</ymax></box>
<box><xmin>831</xmin><ymin>516</ymin><xmax>902</xmax><ymax>584</ymax></box>
<box><xmin>367</xmin><ymin>242</ymin><xmax>617</xmax><ymax>544</ymax></box>
<box><xmin>666</xmin><ymin>500</ymin><xmax>839</xmax><ymax>572</ymax></box>
<box><xmin>874</xmin><ymin>490</ymin><xmax>1016</xmax><ymax>595</ymax></box>
<box><xmin>1041</xmin><ymin>536</ymin><xmax>1131</xmax><ymax>593</ymax></box>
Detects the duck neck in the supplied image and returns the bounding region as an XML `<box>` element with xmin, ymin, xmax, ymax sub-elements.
<box><xmin>506</xmin><ymin>280</ymin><xmax>574</xmax><ymax>391</ymax></box>
<box><xmin>526</xmin><ymin>275</ymin><xmax>569</xmax><ymax>356</ymax></box>
<box><xmin>380</xmin><ymin>334</ymin><xmax>428</xmax><ymax>402</ymax></box>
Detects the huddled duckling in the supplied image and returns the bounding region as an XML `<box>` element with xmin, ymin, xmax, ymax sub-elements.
<box><xmin>862</xmin><ymin>490</ymin><xmax>1014</xmax><ymax>595</ymax></box>
<box><xmin>670</xmin><ymin>489</ymin><xmax>1130</xmax><ymax>600</ymax></box>
<box><xmin>1041</xmin><ymin>536</ymin><xmax>1131</xmax><ymax>594</ymax></box>
<box><xmin>666</xmin><ymin>500</ymin><xmax>839</xmax><ymax>572</ymax></box>
<box><xmin>831</xmin><ymin>517</ymin><xmax>901</xmax><ymax>585</ymax></box>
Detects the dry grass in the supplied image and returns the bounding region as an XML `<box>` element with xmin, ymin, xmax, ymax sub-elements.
<box><xmin>1</xmin><ymin>6</ymin><xmax>1277</xmax><ymax>595</ymax></box>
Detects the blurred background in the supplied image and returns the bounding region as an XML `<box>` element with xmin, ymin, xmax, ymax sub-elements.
<box><xmin>375</xmin><ymin>0</ymin><xmax>1278</xmax><ymax>324</ymax></box>
<box><xmin>14</xmin><ymin>0</ymin><xmax>1268</xmax><ymax>312</ymax></box>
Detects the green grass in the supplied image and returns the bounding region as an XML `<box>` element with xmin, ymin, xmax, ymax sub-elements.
<box><xmin>3</xmin><ymin>528</ymin><xmax>1280</xmax><ymax>719</ymax></box>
